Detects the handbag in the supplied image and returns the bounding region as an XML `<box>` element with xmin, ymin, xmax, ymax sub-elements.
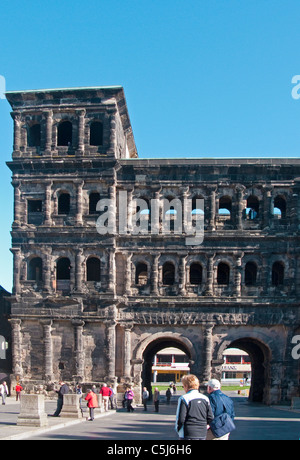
<box><xmin>210</xmin><ymin>398</ymin><xmax>236</xmax><ymax>438</ymax></box>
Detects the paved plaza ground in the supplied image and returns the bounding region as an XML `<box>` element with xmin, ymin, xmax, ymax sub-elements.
<box><xmin>0</xmin><ymin>393</ymin><xmax>300</xmax><ymax>441</ymax></box>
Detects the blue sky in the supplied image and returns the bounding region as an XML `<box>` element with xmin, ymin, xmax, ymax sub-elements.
<box><xmin>0</xmin><ymin>0</ymin><xmax>300</xmax><ymax>291</ymax></box>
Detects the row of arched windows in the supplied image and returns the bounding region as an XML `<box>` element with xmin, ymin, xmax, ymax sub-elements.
<box><xmin>27</xmin><ymin>257</ymin><xmax>286</xmax><ymax>287</ymax></box>
<box><xmin>27</xmin><ymin>120</ymin><xmax>103</xmax><ymax>148</ymax></box>
<box><xmin>36</xmin><ymin>191</ymin><xmax>287</xmax><ymax>219</ymax></box>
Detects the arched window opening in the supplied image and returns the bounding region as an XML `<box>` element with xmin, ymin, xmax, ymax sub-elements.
<box><xmin>89</xmin><ymin>192</ymin><xmax>100</xmax><ymax>214</ymax></box>
<box><xmin>272</xmin><ymin>261</ymin><xmax>284</xmax><ymax>286</ymax></box>
<box><xmin>90</xmin><ymin>121</ymin><xmax>103</xmax><ymax>146</ymax></box>
<box><xmin>28</xmin><ymin>257</ymin><xmax>43</xmax><ymax>282</ymax></box>
<box><xmin>190</xmin><ymin>263</ymin><xmax>202</xmax><ymax>285</ymax></box>
<box><xmin>274</xmin><ymin>196</ymin><xmax>286</xmax><ymax>219</ymax></box>
<box><xmin>57</xmin><ymin>121</ymin><xmax>72</xmax><ymax>146</ymax></box>
<box><xmin>245</xmin><ymin>262</ymin><xmax>257</xmax><ymax>286</ymax></box>
<box><xmin>56</xmin><ymin>258</ymin><xmax>71</xmax><ymax>280</ymax></box>
<box><xmin>219</xmin><ymin>196</ymin><xmax>232</xmax><ymax>216</ymax></box>
<box><xmin>217</xmin><ymin>262</ymin><xmax>230</xmax><ymax>285</ymax></box>
<box><xmin>58</xmin><ymin>193</ymin><xmax>70</xmax><ymax>215</ymax></box>
<box><xmin>86</xmin><ymin>257</ymin><xmax>101</xmax><ymax>282</ymax></box>
<box><xmin>246</xmin><ymin>196</ymin><xmax>259</xmax><ymax>220</ymax></box>
<box><xmin>135</xmin><ymin>263</ymin><xmax>148</xmax><ymax>285</ymax></box>
<box><xmin>163</xmin><ymin>263</ymin><xmax>175</xmax><ymax>285</ymax></box>
<box><xmin>28</xmin><ymin>124</ymin><xmax>41</xmax><ymax>147</ymax></box>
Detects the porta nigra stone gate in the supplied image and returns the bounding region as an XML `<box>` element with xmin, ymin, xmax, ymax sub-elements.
<box><xmin>5</xmin><ymin>86</ymin><xmax>300</xmax><ymax>405</ymax></box>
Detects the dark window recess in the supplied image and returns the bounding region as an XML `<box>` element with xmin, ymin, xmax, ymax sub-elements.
<box><xmin>272</xmin><ymin>262</ymin><xmax>284</xmax><ymax>286</ymax></box>
<box><xmin>28</xmin><ymin>124</ymin><xmax>41</xmax><ymax>147</ymax></box>
<box><xmin>89</xmin><ymin>193</ymin><xmax>100</xmax><ymax>214</ymax></box>
<box><xmin>90</xmin><ymin>121</ymin><xmax>103</xmax><ymax>146</ymax></box>
<box><xmin>136</xmin><ymin>263</ymin><xmax>148</xmax><ymax>285</ymax></box>
<box><xmin>27</xmin><ymin>200</ymin><xmax>43</xmax><ymax>225</ymax></box>
<box><xmin>86</xmin><ymin>257</ymin><xmax>101</xmax><ymax>282</ymax></box>
<box><xmin>58</xmin><ymin>193</ymin><xmax>70</xmax><ymax>214</ymax></box>
<box><xmin>28</xmin><ymin>200</ymin><xmax>42</xmax><ymax>213</ymax></box>
<box><xmin>57</xmin><ymin>121</ymin><xmax>73</xmax><ymax>146</ymax></box>
<box><xmin>190</xmin><ymin>263</ymin><xmax>202</xmax><ymax>285</ymax></box>
<box><xmin>28</xmin><ymin>257</ymin><xmax>43</xmax><ymax>282</ymax></box>
<box><xmin>245</xmin><ymin>262</ymin><xmax>257</xmax><ymax>286</ymax></box>
<box><xmin>217</xmin><ymin>263</ymin><xmax>230</xmax><ymax>285</ymax></box>
<box><xmin>163</xmin><ymin>263</ymin><xmax>175</xmax><ymax>285</ymax></box>
<box><xmin>56</xmin><ymin>258</ymin><xmax>71</xmax><ymax>280</ymax></box>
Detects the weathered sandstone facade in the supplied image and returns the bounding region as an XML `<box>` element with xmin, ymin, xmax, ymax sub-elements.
<box><xmin>5</xmin><ymin>86</ymin><xmax>300</xmax><ymax>404</ymax></box>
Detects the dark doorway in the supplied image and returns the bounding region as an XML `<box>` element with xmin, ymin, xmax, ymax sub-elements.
<box><xmin>228</xmin><ymin>338</ymin><xmax>270</xmax><ymax>403</ymax></box>
<box><xmin>142</xmin><ymin>339</ymin><xmax>191</xmax><ymax>395</ymax></box>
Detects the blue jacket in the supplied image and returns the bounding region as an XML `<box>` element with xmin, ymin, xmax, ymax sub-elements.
<box><xmin>208</xmin><ymin>390</ymin><xmax>235</xmax><ymax>419</ymax></box>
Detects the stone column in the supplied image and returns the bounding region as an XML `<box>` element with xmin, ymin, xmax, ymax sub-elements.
<box><xmin>123</xmin><ymin>324</ymin><xmax>133</xmax><ymax>380</ymax></box>
<box><xmin>125</xmin><ymin>253</ymin><xmax>132</xmax><ymax>296</ymax></box>
<box><xmin>73</xmin><ymin>320</ymin><xmax>85</xmax><ymax>381</ymax></box>
<box><xmin>179</xmin><ymin>255</ymin><xmax>187</xmax><ymax>295</ymax></box>
<box><xmin>106</xmin><ymin>321</ymin><xmax>116</xmax><ymax>380</ymax></box>
<box><xmin>76</xmin><ymin>109</ymin><xmax>86</xmax><ymax>154</ymax></box>
<box><xmin>202</xmin><ymin>323</ymin><xmax>214</xmax><ymax>383</ymax></box>
<box><xmin>41</xmin><ymin>319</ymin><xmax>54</xmax><ymax>382</ymax></box>
<box><xmin>75</xmin><ymin>180</ymin><xmax>84</xmax><ymax>225</ymax></box>
<box><xmin>75</xmin><ymin>249</ymin><xmax>84</xmax><ymax>293</ymax></box>
<box><xmin>10</xmin><ymin>319</ymin><xmax>23</xmax><ymax>378</ymax></box>
<box><xmin>12</xmin><ymin>180</ymin><xmax>21</xmax><ymax>226</ymax></box>
<box><xmin>263</xmin><ymin>186</ymin><xmax>273</xmax><ymax>228</ymax></box>
<box><xmin>44</xmin><ymin>180</ymin><xmax>52</xmax><ymax>226</ymax></box>
<box><xmin>44</xmin><ymin>110</ymin><xmax>53</xmax><ymax>153</ymax></box>
<box><xmin>234</xmin><ymin>254</ymin><xmax>242</xmax><ymax>297</ymax></box>
<box><xmin>208</xmin><ymin>187</ymin><xmax>216</xmax><ymax>231</ymax></box>
<box><xmin>43</xmin><ymin>251</ymin><xmax>52</xmax><ymax>293</ymax></box>
<box><xmin>11</xmin><ymin>248</ymin><xmax>21</xmax><ymax>295</ymax></box>
<box><xmin>109</xmin><ymin>110</ymin><xmax>117</xmax><ymax>155</ymax></box>
<box><xmin>12</xmin><ymin>112</ymin><xmax>22</xmax><ymax>154</ymax></box>
<box><xmin>236</xmin><ymin>185</ymin><xmax>245</xmax><ymax>230</ymax></box>
<box><xmin>108</xmin><ymin>185</ymin><xmax>117</xmax><ymax>234</ymax></box>
<box><xmin>108</xmin><ymin>250</ymin><xmax>116</xmax><ymax>294</ymax></box>
<box><xmin>205</xmin><ymin>254</ymin><xmax>214</xmax><ymax>296</ymax></box>
<box><xmin>151</xmin><ymin>254</ymin><xmax>159</xmax><ymax>295</ymax></box>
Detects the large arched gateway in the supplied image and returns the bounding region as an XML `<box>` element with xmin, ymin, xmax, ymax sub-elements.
<box><xmin>5</xmin><ymin>86</ymin><xmax>300</xmax><ymax>405</ymax></box>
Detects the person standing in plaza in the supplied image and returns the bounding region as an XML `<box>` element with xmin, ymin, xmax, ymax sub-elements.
<box><xmin>52</xmin><ymin>380</ymin><xmax>69</xmax><ymax>417</ymax></box>
<box><xmin>206</xmin><ymin>379</ymin><xmax>235</xmax><ymax>440</ymax></box>
<box><xmin>175</xmin><ymin>374</ymin><xmax>214</xmax><ymax>441</ymax></box>
<box><xmin>15</xmin><ymin>382</ymin><xmax>23</xmax><ymax>401</ymax></box>
<box><xmin>100</xmin><ymin>383</ymin><xmax>112</xmax><ymax>412</ymax></box>
<box><xmin>0</xmin><ymin>381</ymin><xmax>9</xmax><ymax>405</ymax></box>
<box><xmin>85</xmin><ymin>388</ymin><xmax>98</xmax><ymax>421</ymax></box>
<box><xmin>125</xmin><ymin>386</ymin><xmax>135</xmax><ymax>412</ymax></box>
<box><xmin>153</xmin><ymin>387</ymin><xmax>160</xmax><ymax>413</ymax></box>
<box><xmin>142</xmin><ymin>387</ymin><xmax>149</xmax><ymax>411</ymax></box>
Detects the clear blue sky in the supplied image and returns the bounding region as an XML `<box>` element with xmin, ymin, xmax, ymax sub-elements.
<box><xmin>0</xmin><ymin>0</ymin><xmax>300</xmax><ymax>291</ymax></box>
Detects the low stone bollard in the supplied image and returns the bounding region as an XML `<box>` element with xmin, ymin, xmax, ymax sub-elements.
<box><xmin>60</xmin><ymin>394</ymin><xmax>83</xmax><ymax>419</ymax></box>
<box><xmin>17</xmin><ymin>394</ymin><xmax>48</xmax><ymax>427</ymax></box>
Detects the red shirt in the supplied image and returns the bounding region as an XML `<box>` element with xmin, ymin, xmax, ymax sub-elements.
<box><xmin>100</xmin><ymin>386</ymin><xmax>112</xmax><ymax>397</ymax></box>
<box><xmin>15</xmin><ymin>385</ymin><xmax>23</xmax><ymax>392</ymax></box>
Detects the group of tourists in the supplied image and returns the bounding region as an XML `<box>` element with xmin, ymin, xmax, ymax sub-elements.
<box><xmin>129</xmin><ymin>375</ymin><xmax>235</xmax><ymax>440</ymax></box>
<box><xmin>175</xmin><ymin>375</ymin><xmax>235</xmax><ymax>440</ymax></box>
<box><xmin>4</xmin><ymin>375</ymin><xmax>234</xmax><ymax>439</ymax></box>
<box><xmin>51</xmin><ymin>381</ymin><xmax>117</xmax><ymax>421</ymax></box>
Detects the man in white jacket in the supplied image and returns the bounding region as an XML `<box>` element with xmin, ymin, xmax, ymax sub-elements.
<box><xmin>0</xmin><ymin>381</ymin><xmax>9</xmax><ymax>405</ymax></box>
<box><xmin>175</xmin><ymin>375</ymin><xmax>214</xmax><ymax>440</ymax></box>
